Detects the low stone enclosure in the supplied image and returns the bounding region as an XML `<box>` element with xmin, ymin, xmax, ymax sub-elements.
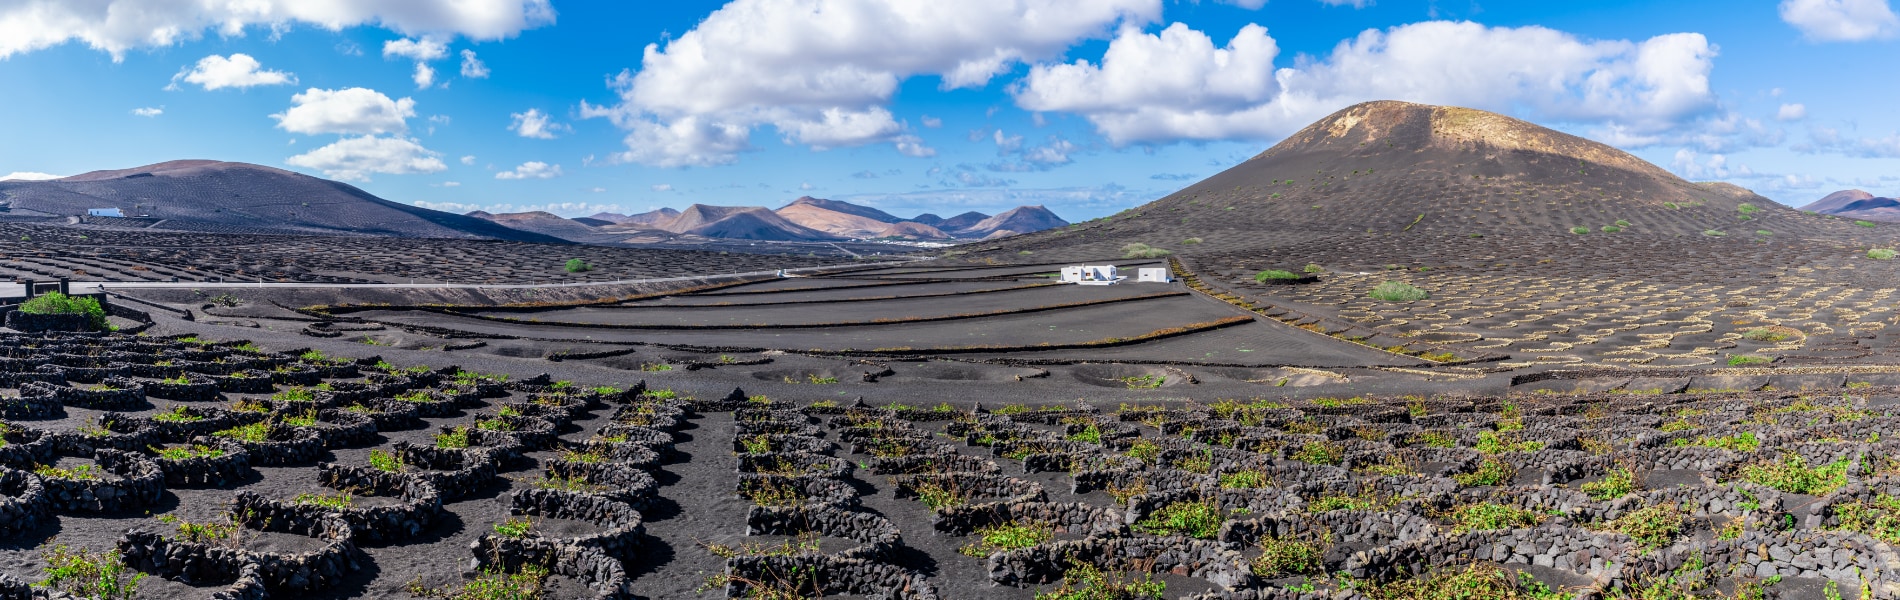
<box><xmin>695</xmin><ymin>390</ymin><xmax>1900</xmax><ymax>600</ymax></box>
<box><xmin>0</xmin><ymin>330</ymin><xmax>688</xmax><ymax>599</ymax></box>
<box><xmin>19</xmin><ymin>328</ymin><xmax>1900</xmax><ymax>598</ymax></box>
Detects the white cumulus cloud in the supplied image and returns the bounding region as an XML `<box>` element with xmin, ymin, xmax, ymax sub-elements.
<box><xmin>495</xmin><ymin>161</ymin><xmax>561</xmax><ymax>179</ymax></box>
<box><xmin>272</xmin><ymin>87</ymin><xmax>416</xmax><ymax>135</ymax></box>
<box><xmin>0</xmin><ymin>171</ymin><xmax>61</xmax><ymax>181</ymax></box>
<box><xmin>0</xmin><ymin>1</ymin><xmax>556</xmax><ymax>61</ymax></box>
<box><xmin>460</xmin><ymin>49</ymin><xmax>490</xmax><ymax>78</ymax></box>
<box><xmin>286</xmin><ymin>136</ymin><xmax>446</xmax><ymax>181</ymax></box>
<box><xmin>1777</xmin><ymin>103</ymin><xmax>1808</xmax><ymax>121</ymax></box>
<box><xmin>412</xmin><ymin>63</ymin><xmax>437</xmax><ymax>89</ymax></box>
<box><xmin>383</xmin><ymin>37</ymin><xmax>448</xmax><ymax>61</ymax></box>
<box><xmin>1014</xmin><ymin>20</ymin><xmax>1720</xmax><ymax>147</ymax></box>
<box><xmin>581</xmin><ymin>0</ymin><xmax>1158</xmax><ymax>166</ymax></box>
<box><xmin>509</xmin><ymin>108</ymin><xmax>568</xmax><ymax>139</ymax></box>
<box><xmin>460</xmin><ymin>155</ymin><xmax>476</xmax><ymax>165</ymax></box>
<box><xmin>131</xmin><ymin>107</ymin><xmax>162</xmax><ymax>117</ymax></box>
<box><xmin>171</xmin><ymin>54</ymin><xmax>295</xmax><ymax>90</ymax></box>
<box><xmin>651</xmin><ymin>184</ymin><xmax>673</xmax><ymax>192</ymax></box>
<box><xmin>1780</xmin><ymin>0</ymin><xmax>1899</xmax><ymax>41</ymax></box>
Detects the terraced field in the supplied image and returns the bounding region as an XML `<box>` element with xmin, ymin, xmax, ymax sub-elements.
<box><xmin>8</xmin><ymin>322</ymin><xmax>1900</xmax><ymax>599</ymax></box>
<box><xmin>0</xmin><ymin>223</ymin><xmax>861</xmax><ymax>285</ymax></box>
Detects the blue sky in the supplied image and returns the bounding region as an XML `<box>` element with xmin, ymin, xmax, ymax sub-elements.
<box><xmin>1</xmin><ymin>0</ymin><xmax>1898</xmax><ymax>221</ymax></box>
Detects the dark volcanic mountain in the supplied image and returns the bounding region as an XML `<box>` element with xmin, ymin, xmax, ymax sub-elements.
<box><xmin>659</xmin><ymin>204</ymin><xmax>841</xmax><ymax>241</ymax></box>
<box><xmin>1803</xmin><ymin>190</ymin><xmax>1876</xmax><ymax>213</ymax></box>
<box><xmin>774</xmin><ymin>198</ymin><xmax>899</xmax><ymax>238</ymax></box>
<box><xmin>0</xmin><ymin>160</ymin><xmax>561</xmax><ymax>242</ymax></box>
<box><xmin>961</xmin><ymin>205</ymin><xmax>1069</xmax><ymax>237</ymax></box>
<box><xmin>778</xmin><ymin>196</ymin><xmax>904</xmax><ymax>223</ymax></box>
<box><xmin>970</xmin><ymin>100</ymin><xmax>1866</xmax><ymax>258</ymax></box>
<box><xmin>466</xmin><ymin>211</ymin><xmax>609</xmax><ymax>242</ymax></box>
<box><xmin>589</xmin><ymin>208</ymin><xmax>680</xmax><ymax>227</ymax></box>
<box><xmin>1802</xmin><ymin>189</ymin><xmax>1900</xmax><ymax>222</ymax></box>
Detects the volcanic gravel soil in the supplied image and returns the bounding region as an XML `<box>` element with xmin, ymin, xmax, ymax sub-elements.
<box><xmin>0</xmin><ymin>223</ymin><xmax>865</xmax><ymax>285</ymax></box>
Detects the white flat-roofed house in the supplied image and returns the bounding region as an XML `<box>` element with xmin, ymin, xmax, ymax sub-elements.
<box><xmin>87</xmin><ymin>208</ymin><xmax>124</xmax><ymax>217</ymax></box>
<box><xmin>1060</xmin><ymin>264</ymin><xmax>1122</xmax><ymax>285</ymax></box>
<box><xmin>1136</xmin><ymin>268</ymin><xmax>1172</xmax><ymax>283</ymax></box>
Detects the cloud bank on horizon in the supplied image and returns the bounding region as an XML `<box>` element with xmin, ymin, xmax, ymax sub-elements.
<box><xmin>0</xmin><ymin>0</ymin><xmax>1895</xmax><ymax>219</ymax></box>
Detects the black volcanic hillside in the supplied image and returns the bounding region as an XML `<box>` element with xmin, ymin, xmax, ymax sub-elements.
<box><xmin>969</xmin><ymin>100</ymin><xmax>1878</xmax><ymax>259</ymax></box>
<box><xmin>0</xmin><ymin>160</ymin><xmax>561</xmax><ymax>242</ymax></box>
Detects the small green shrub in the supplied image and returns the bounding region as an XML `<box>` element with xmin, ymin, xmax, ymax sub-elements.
<box><xmin>272</xmin><ymin>387</ymin><xmax>316</xmax><ymax>403</ymax></box>
<box><xmin>1121</xmin><ymin>375</ymin><xmax>1164</xmax><ymax>389</ymax></box>
<box><xmin>493</xmin><ymin>517</ymin><xmax>533</xmax><ymax>537</ymax></box>
<box><xmin>1453</xmin><ymin>459</ymin><xmax>1516</xmax><ymax>487</ymax></box>
<box><xmin>1309</xmin><ymin>494</ymin><xmax>1379</xmax><ymax>512</ymax></box>
<box><xmin>1670</xmin><ymin>431</ymin><xmax>1761</xmax><ymax>452</ymax></box>
<box><xmin>37</xmin><ymin>545</ymin><xmax>143</xmax><ymax>600</ymax></box>
<box><xmin>1600</xmin><ymin>225</ymin><xmax>1621</xmax><ymax>233</ymax></box>
<box><xmin>1857</xmin><ymin>220</ymin><xmax>1878</xmax><ymax>227</ymax></box>
<box><xmin>1303</xmin><ymin>263</ymin><xmax>1324</xmax><ymax>273</ymax></box>
<box><xmin>1737</xmin><ymin>203</ymin><xmax>1759</xmax><ymax>214</ymax></box>
<box><xmin>1410</xmin><ymin>431</ymin><xmax>1456</xmax><ymax>448</ymax></box>
<box><xmin>1132</xmin><ymin>501</ymin><xmax>1223</xmax><ymax>538</ymax></box>
<box><xmin>35</xmin><ymin>463</ymin><xmax>101</xmax><ymax>480</ymax></box>
<box><xmin>1582</xmin><ymin>468</ymin><xmax>1639</xmax><ymax>500</ymax></box>
<box><xmin>564</xmin><ymin>258</ymin><xmax>593</xmax><ymax>272</ymax></box>
<box><xmin>1290</xmin><ymin>440</ymin><xmax>1344</xmax><ymax>465</ymax></box>
<box><xmin>1250</xmin><ymin>535</ymin><xmax>1325</xmax><ymax>578</ymax></box>
<box><xmin>1741</xmin><ymin>328</ymin><xmax>1789</xmax><ymax>342</ymax></box>
<box><xmin>1254</xmin><ymin>270</ymin><xmax>1300</xmax><ymax>282</ymax></box>
<box><xmin>148</xmin><ymin>444</ymin><xmax>225</xmax><ymax>460</ymax></box>
<box><xmin>1742</xmin><ymin>454</ymin><xmax>1851</xmax><ymax>495</ymax></box>
<box><xmin>1447</xmin><ymin>503</ymin><xmax>1544</xmax><ymax>533</ymax></box>
<box><xmin>213</xmin><ymin>422</ymin><xmax>271</xmax><ymax>443</ymax></box>
<box><xmin>1369</xmin><ymin>563</ymin><xmax>1563</xmax><ymax>599</ymax></box>
<box><xmin>1601</xmin><ymin>502</ymin><xmax>1685</xmax><ymax>549</ymax></box>
<box><xmin>958</xmin><ymin>522</ymin><xmax>1052</xmax><ymax>557</ymax></box>
<box><xmin>150</xmin><ymin>406</ymin><xmax>202</xmax><ymax>423</ymax></box>
<box><xmin>293</xmin><ymin>492</ymin><xmax>353</xmax><ymax>509</ymax></box>
<box><xmin>435</xmin><ymin>426</ymin><xmax>472</xmax><ymax>449</ymax></box>
<box><xmin>1869</xmin><ymin>248</ymin><xmax>1897</xmax><ymax>260</ymax></box>
<box><xmin>1120</xmin><ymin>243</ymin><xmax>1171</xmax><ymax>259</ymax></box>
<box><xmin>1569</xmin><ymin>226</ymin><xmax>1590</xmax><ymax>234</ymax></box>
<box><xmin>1827</xmin><ymin>493</ymin><xmax>1900</xmax><ymax>544</ymax></box>
<box><xmin>1728</xmin><ymin>355</ymin><xmax>1771</xmax><ymax>366</ymax></box>
<box><xmin>1219</xmin><ymin>470</ymin><xmax>1270</xmax><ymax>489</ymax></box>
<box><xmin>1703</xmin><ymin>229</ymin><xmax>1727</xmax><ymax>237</ymax></box>
<box><xmin>414</xmin><ymin>565</ymin><xmax>548</xmax><ymax>600</ymax></box>
<box><xmin>1474</xmin><ymin>430</ymin><xmax>1543</xmax><ymax>454</ymax></box>
<box><xmin>1034</xmin><ymin>562</ymin><xmax>1165</xmax><ymax>600</ymax></box>
<box><xmin>19</xmin><ymin>292</ymin><xmax>108</xmax><ymax>330</ymax></box>
<box><xmin>1369</xmin><ymin>281</ymin><xmax>1430</xmax><ymax>302</ymax></box>
<box><xmin>369</xmin><ymin>449</ymin><xmax>404</xmax><ymax>472</ymax></box>
<box><xmin>1615</xmin><ymin>219</ymin><xmax>1631</xmax><ymax>227</ymax></box>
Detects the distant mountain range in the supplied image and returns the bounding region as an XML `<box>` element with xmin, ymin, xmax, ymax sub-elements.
<box><xmin>468</xmin><ymin>196</ymin><xmax>1069</xmax><ymax>244</ymax></box>
<box><xmin>0</xmin><ymin>160</ymin><xmax>563</xmax><ymax>242</ymax></box>
<box><xmin>0</xmin><ymin>160</ymin><xmax>1070</xmax><ymax>245</ymax></box>
<box><xmin>1801</xmin><ymin>190</ymin><xmax>1900</xmax><ymax>222</ymax></box>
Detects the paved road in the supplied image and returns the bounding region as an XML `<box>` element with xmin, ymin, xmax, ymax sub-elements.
<box><xmin>53</xmin><ymin>259</ymin><xmax>931</xmax><ymax>295</ymax></box>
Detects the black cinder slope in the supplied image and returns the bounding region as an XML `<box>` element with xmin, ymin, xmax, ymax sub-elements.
<box><xmin>969</xmin><ymin>100</ymin><xmax>1874</xmax><ymax>258</ymax></box>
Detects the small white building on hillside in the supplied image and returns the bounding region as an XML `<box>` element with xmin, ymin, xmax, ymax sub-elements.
<box><xmin>1136</xmin><ymin>268</ymin><xmax>1172</xmax><ymax>283</ymax></box>
<box><xmin>1060</xmin><ymin>265</ymin><xmax>1124</xmax><ymax>285</ymax></box>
